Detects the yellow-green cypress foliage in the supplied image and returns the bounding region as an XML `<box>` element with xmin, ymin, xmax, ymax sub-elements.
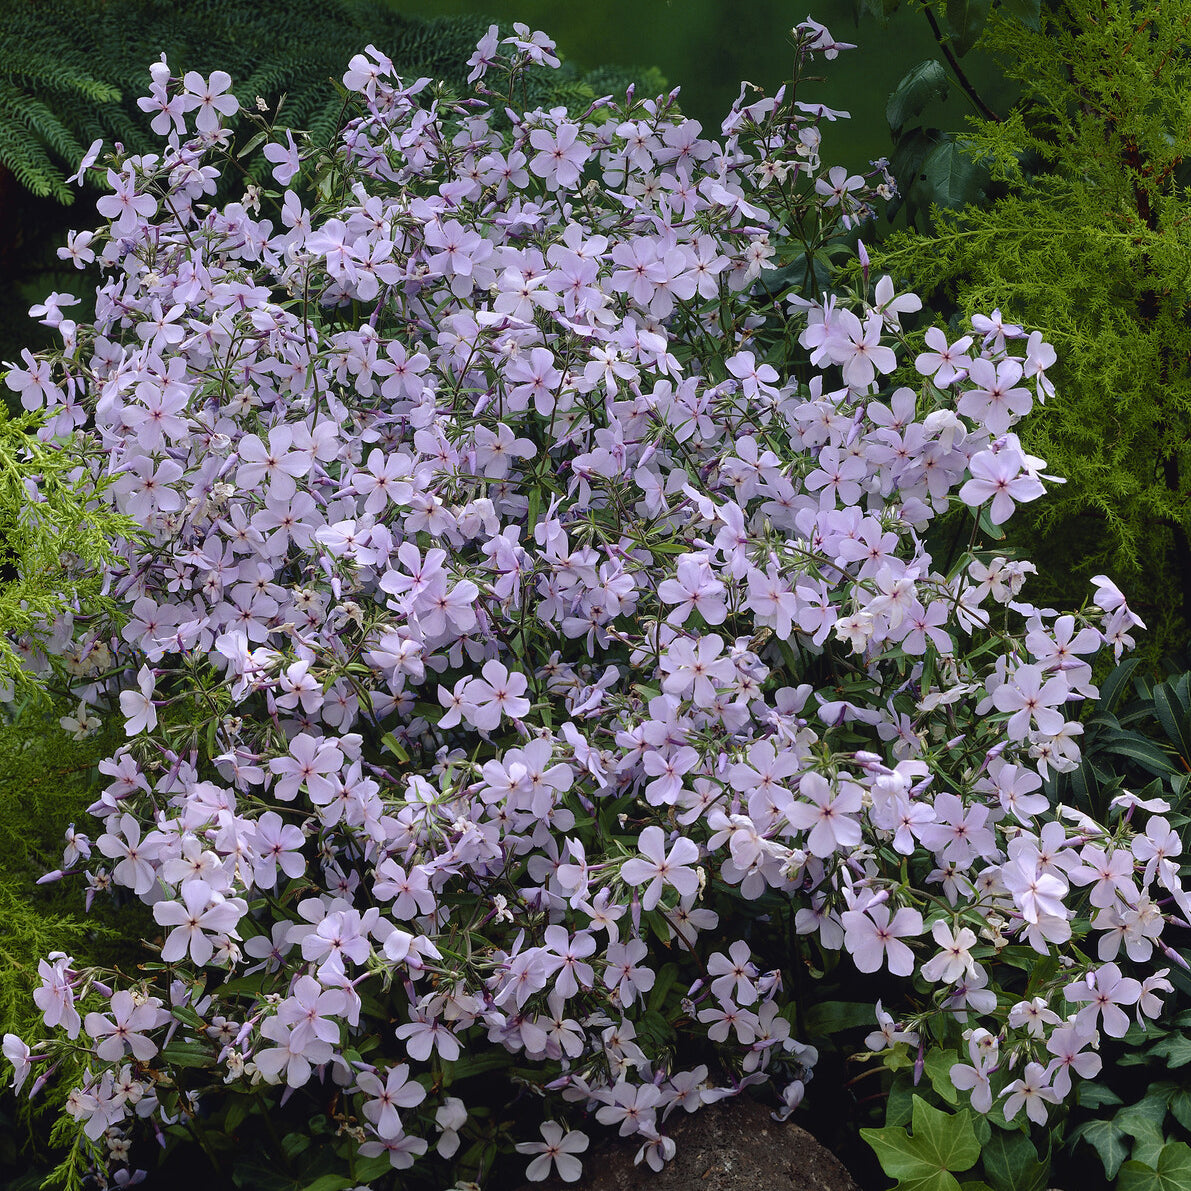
<box><xmin>869</xmin><ymin>0</ymin><xmax>1191</xmax><ymax>656</ymax></box>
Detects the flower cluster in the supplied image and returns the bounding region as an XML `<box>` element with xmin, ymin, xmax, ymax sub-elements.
<box><xmin>1</xmin><ymin>18</ymin><xmax>1175</xmax><ymax>1188</ymax></box>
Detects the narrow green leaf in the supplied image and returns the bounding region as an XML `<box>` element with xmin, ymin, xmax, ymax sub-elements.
<box><xmin>1152</xmin><ymin>681</ymin><xmax>1191</xmax><ymax>767</ymax></box>
<box><xmin>1097</xmin><ymin>730</ymin><xmax>1180</xmax><ymax>776</ymax></box>
<box><xmin>159</xmin><ymin>1040</ymin><xmax>214</xmax><ymax>1068</ymax></box>
<box><xmin>1098</xmin><ymin>658</ymin><xmax>1140</xmax><ymax>716</ymax></box>
<box><xmin>803</xmin><ymin>1001</ymin><xmax>881</xmax><ymax>1037</ymax></box>
<box><xmin>298</xmin><ymin>1177</ymin><xmax>354</xmax><ymax>1191</ymax></box>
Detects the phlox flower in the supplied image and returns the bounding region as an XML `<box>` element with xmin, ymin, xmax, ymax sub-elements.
<box><xmin>395</xmin><ymin>1006</ymin><xmax>461</xmax><ymax>1061</ymax></box>
<box><xmin>33</xmin><ymin>955</ymin><xmax>80</xmax><ymax>1038</ymax></box>
<box><xmin>262</xmin><ymin>129</ymin><xmax>301</xmax><ymax>185</ymax></box>
<box><xmin>84</xmin><ymin>990</ymin><xmax>165</xmax><ymax>1062</ymax></box>
<box><xmin>1007</xmin><ymin>997</ymin><xmax>1062</xmax><ymax>1040</ymax></box>
<box><xmin>118</xmin><ymin>666</ymin><xmax>157</xmax><ymax>736</ymax></box>
<box><xmin>840</xmin><ymin>900</ymin><xmax>923</xmax><ymax>976</ymax></box>
<box><xmin>784</xmin><ymin>772</ymin><xmax>863</xmax><ymax>857</ymax></box>
<box><xmin>1044</xmin><ymin>1019</ymin><xmax>1101</xmax><ymax>1097</ymax></box>
<box><xmin>864</xmin><ymin>1000</ymin><xmax>918</xmax><ymax>1052</ymax></box>
<box><xmin>2</xmin><ymin>1035</ymin><xmax>33</xmax><ymax>1094</ymax></box>
<box><xmin>461</xmin><ymin>660</ymin><xmax>530</xmax><ymax>731</ymax></box>
<box><xmin>181</xmin><ymin>70</ymin><xmax>239</xmax><ymax>133</ymax></box>
<box><xmin>707</xmin><ymin>940</ymin><xmax>759</xmax><ymax>1005</ymax></box>
<box><xmin>515</xmin><ymin>1120</ymin><xmax>588</xmax><ymax>1183</ymax></box>
<box><xmin>1001</xmin><ymin>1061</ymin><xmax>1060</xmax><ymax>1125</ymax></box>
<box><xmin>949</xmin><ymin>1028</ymin><xmax>998</xmax><ymax>1113</ymax></box>
<box><xmin>659</xmin><ymin>634</ymin><xmax>735</xmax><ymax>703</ymax></box>
<box><xmin>959</xmin><ymin>447</ymin><xmax>1045</xmax><ymax>525</ymax></box>
<box><xmin>919</xmin><ymin>920</ymin><xmax>979</xmax><ymax>984</ymax></box>
<box><xmin>1064</xmin><ymin>962</ymin><xmax>1141</xmax><ymax>1038</ymax></box>
<box><xmin>528</xmin><ymin>123</ymin><xmax>589</xmax><ymax>191</ymax></box>
<box><xmin>153</xmin><ymin>879</ymin><xmax>246</xmax><ymax>966</ymax></box>
<box><xmin>620</xmin><ymin>825</ymin><xmax>699</xmax><ymax>910</ymax></box>
<box><xmin>824</xmin><ymin>309</ymin><xmax>897</xmax><ymax>388</ymax></box>
<box><xmin>253</xmin><ymin>1015</ymin><xmax>332</xmax><ymax>1088</ymax></box>
<box><xmin>991</xmin><ymin>663</ymin><xmax>1070</xmax><ymax>740</ymax></box>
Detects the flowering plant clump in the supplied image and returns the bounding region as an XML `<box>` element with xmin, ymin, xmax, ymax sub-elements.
<box><xmin>1</xmin><ymin>18</ymin><xmax>1179</xmax><ymax>1190</ymax></box>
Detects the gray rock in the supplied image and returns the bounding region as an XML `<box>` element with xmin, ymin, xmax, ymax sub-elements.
<box><xmin>512</xmin><ymin>1095</ymin><xmax>862</xmax><ymax>1191</ymax></box>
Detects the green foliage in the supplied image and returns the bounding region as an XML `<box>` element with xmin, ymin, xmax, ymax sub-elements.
<box><xmin>866</xmin><ymin>0</ymin><xmax>1191</xmax><ymax>657</ymax></box>
<box><xmin>0</xmin><ymin>404</ymin><xmax>141</xmax><ymax>693</ymax></box>
<box><xmin>0</xmin><ymin>0</ymin><xmax>665</xmax><ymax>204</ymax></box>
<box><xmin>1045</xmin><ymin>653</ymin><xmax>1191</xmax><ymax>842</ymax></box>
<box><xmin>0</xmin><ymin>693</ymin><xmax>147</xmax><ymax>1185</ymax></box>
<box><xmin>861</xmin><ymin>1094</ymin><xmax>982</xmax><ymax>1190</ymax></box>
<box><xmin>1119</xmin><ymin>1144</ymin><xmax>1191</xmax><ymax>1191</ymax></box>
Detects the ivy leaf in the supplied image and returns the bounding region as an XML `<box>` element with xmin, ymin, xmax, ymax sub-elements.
<box><xmin>861</xmin><ymin>1096</ymin><xmax>980</xmax><ymax>1191</ymax></box>
<box><xmin>1142</xmin><ymin>1035</ymin><xmax>1191</xmax><ymax>1069</ymax></box>
<box><xmin>1118</xmin><ymin>1143</ymin><xmax>1191</xmax><ymax>1191</ymax></box>
<box><xmin>1078</xmin><ymin>1082</ymin><xmax>1124</xmax><ymax>1110</ymax></box>
<box><xmin>887</xmin><ymin>60</ymin><xmax>950</xmax><ymax>134</ymax></box>
<box><xmin>980</xmin><ymin>1128</ymin><xmax>1049</xmax><ymax>1191</ymax></box>
<box><xmin>1116</xmin><ymin>1100</ymin><xmax>1170</xmax><ymax>1171</ymax></box>
<box><xmin>1170</xmin><ymin>1090</ymin><xmax>1191</xmax><ymax>1132</ymax></box>
<box><xmin>1070</xmin><ymin>1116</ymin><xmax>1131</xmax><ymax>1181</ymax></box>
<box><xmin>924</xmin><ymin>1048</ymin><xmax>960</xmax><ymax>1105</ymax></box>
<box><xmin>944</xmin><ymin>0</ymin><xmax>991</xmax><ymax>54</ymax></box>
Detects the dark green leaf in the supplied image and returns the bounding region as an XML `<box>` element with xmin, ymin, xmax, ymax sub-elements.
<box><xmin>1118</xmin><ymin>1142</ymin><xmax>1191</xmax><ymax>1191</ymax></box>
<box><xmin>998</xmin><ymin>0</ymin><xmax>1041</xmax><ymax>27</ymax></box>
<box><xmin>1097</xmin><ymin>730</ymin><xmax>1180</xmax><ymax>776</ymax></box>
<box><xmin>887</xmin><ymin>60</ymin><xmax>950</xmax><ymax>133</ymax></box>
<box><xmin>1153</xmin><ymin>681</ymin><xmax>1191</xmax><ymax>768</ymax></box>
<box><xmin>1116</xmin><ymin>1098</ymin><xmax>1170</xmax><ymax>1170</ymax></box>
<box><xmin>159</xmin><ymin>1040</ymin><xmax>214</xmax><ymax>1068</ymax></box>
<box><xmin>1071</xmin><ymin>1116</ymin><xmax>1131</xmax><ymax>1180</ymax></box>
<box><xmin>1098</xmin><ymin>659</ymin><xmax>1141</xmax><ymax>716</ymax></box>
<box><xmin>1170</xmin><ymin>1090</ymin><xmax>1191</xmax><ymax>1132</ymax></box>
<box><xmin>804</xmin><ymin>1001</ymin><xmax>881</xmax><ymax>1037</ymax></box>
<box><xmin>920</xmin><ymin>139</ymin><xmax>989</xmax><ymax>212</ymax></box>
<box><xmin>857</xmin><ymin>0</ymin><xmax>904</xmax><ymax>20</ymax></box>
<box><xmin>1143</xmin><ymin>1035</ymin><xmax>1191</xmax><ymax>1069</ymax></box>
<box><xmin>1069</xmin><ymin>759</ymin><xmax>1100</xmax><ymax>810</ymax></box>
<box><xmin>925</xmin><ymin>1048</ymin><xmax>960</xmax><ymax>1105</ymax></box>
<box><xmin>170</xmin><ymin>1004</ymin><xmax>206</xmax><ymax>1029</ymax></box>
<box><xmin>861</xmin><ymin>1096</ymin><xmax>981</xmax><ymax>1191</ymax></box>
<box><xmin>352</xmin><ymin>1154</ymin><xmax>397</xmax><ymax>1183</ymax></box>
<box><xmin>944</xmin><ymin>0</ymin><xmax>992</xmax><ymax>54</ymax></box>
<box><xmin>298</xmin><ymin>1176</ymin><xmax>353</xmax><ymax>1191</ymax></box>
<box><xmin>981</xmin><ymin>1128</ymin><xmax>1048</xmax><ymax>1191</ymax></box>
<box><xmin>1078</xmin><ymin>1083</ymin><xmax>1124</xmax><ymax>1110</ymax></box>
